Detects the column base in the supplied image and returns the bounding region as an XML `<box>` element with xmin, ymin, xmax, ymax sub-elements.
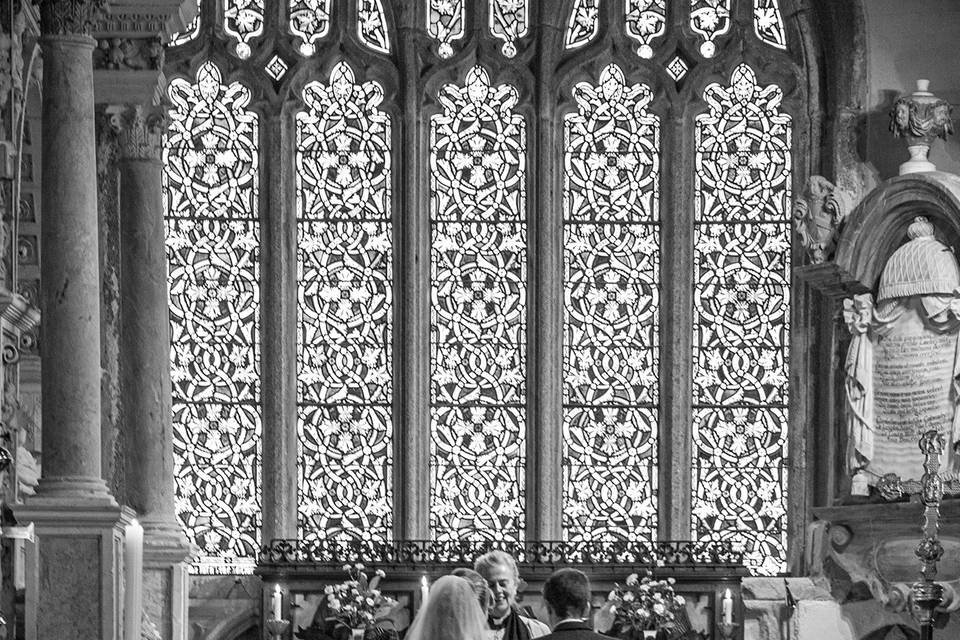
<box><xmin>35</xmin><ymin>476</ymin><xmax>115</xmax><ymax>500</ymax></box>
<box><xmin>142</xmin><ymin>518</ymin><xmax>193</xmax><ymax>640</ymax></box>
<box><xmin>15</xmin><ymin>497</ymin><xmax>134</xmax><ymax>640</ymax></box>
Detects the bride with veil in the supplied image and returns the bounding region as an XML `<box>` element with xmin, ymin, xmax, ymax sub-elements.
<box><xmin>405</xmin><ymin>575</ymin><xmax>488</xmax><ymax>640</ymax></box>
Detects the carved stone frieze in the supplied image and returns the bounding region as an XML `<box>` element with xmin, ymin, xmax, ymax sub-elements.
<box><xmin>793</xmin><ymin>176</ymin><xmax>852</xmax><ymax>265</ymax></box>
<box><xmin>39</xmin><ymin>0</ymin><xmax>107</xmax><ymax>37</ymax></box>
<box><xmin>93</xmin><ymin>36</ymin><xmax>163</xmax><ymax>70</ymax></box>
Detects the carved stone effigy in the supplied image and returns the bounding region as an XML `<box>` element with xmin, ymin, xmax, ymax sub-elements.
<box><xmin>842</xmin><ymin>216</ymin><xmax>960</xmax><ymax>493</ymax></box>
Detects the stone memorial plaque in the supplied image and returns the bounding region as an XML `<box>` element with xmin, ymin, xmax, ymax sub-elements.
<box><xmin>872</xmin><ymin>304</ymin><xmax>956</xmax><ymax>480</ymax></box>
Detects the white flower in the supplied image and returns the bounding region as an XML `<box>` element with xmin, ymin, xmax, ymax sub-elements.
<box><xmin>328</xmin><ymin>598</ymin><xmax>341</xmax><ymax>611</ymax></box>
<box><xmin>342</xmin><ymin>564</ymin><xmax>352</xmax><ymax>572</ymax></box>
<box><xmin>622</xmin><ymin>592</ymin><xmax>634</xmax><ymax>602</ymax></box>
<box><xmin>324</xmin><ymin>586</ymin><xmax>334</xmax><ymax>595</ymax></box>
<box><xmin>653</xmin><ymin>603</ymin><xmax>665</xmax><ymax>615</ymax></box>
<box><xmin>674</xmin><ymin>595</ymin><xmax>686</xmax><ymax>606</ymax></box>
<box><xmin>625</xmin><ymin>573</ymin><xmax>639</xmax><ymax>586</ymax></box>
<box><xmin>375</xmin><ymin>569</ymin><xmax>386</xmax><ymax>578</ymax></box>
<box><xmin>355</xmin><ymin>563</ymin><xmax>365</xmax><ymax>571</ymax></box>
<box><xmin>608</xmin><ymin>590</ymin><xmax>617</xmax><ymax>600</ymax></box>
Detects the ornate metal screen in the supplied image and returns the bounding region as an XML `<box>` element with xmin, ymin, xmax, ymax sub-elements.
<box><xmin>164</xmin><ymin>61</ymin><xmax>262</xmax><ymax>574</ymax></box>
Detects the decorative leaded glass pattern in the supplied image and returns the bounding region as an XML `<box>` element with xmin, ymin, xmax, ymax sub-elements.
<box><xmin>223</xmin><ymin>0</ymin><xmax>264</xmax><ymax>58</ymax></box>
<box><xmin>295</xmin><ymin>62</ymin><xmax>393</xmax><ymax>546</ymax></box>
<box><xmin>562</xmin><ymin>64</ymin><xmax>660</xmax><ymax>543</ymax></box>
<box><xmin>754</xmin><ymin>0</ymin><xmax>786</xmax><ymax>50</ymax></box>
<box><xmin>625</xmin><ymin>0</ymin><xmax>667</xmax><ymax>59</ymax></box>
<box><xmin>430</xmin><ymin>66</ymin><xmax>527</xmax><ymax>542</ymax></box>
<box><xmin>289</xmin><ymin>0</ymin><xmax>332</xmax><ymax>56</ymax></box>
<box><xmin>168</xmin><ymin>0</ymin><xmax>201</xmax><ymax>47</ymax></box>
<box><xmin>265</xmin><ymin>55</ymin><xmax>289</xmax><ymax>81</ymax></box>
<box><xmin>692</xmin><ymin>64</ymin><xmax>791</xmax><ymax>575</ymax></box>
<box><xmin>165</xmin><ymin>62</ymin><xmax>261</xmax><ymax>574</ymax></box>
<box><xmin>358</xmin><ymin>0</ymin><xmax>391</xmax><ymax>54</ymax></box>
<box><xmin>427</xmin><ymin>0</ymin><xmax>465</xmax><ymax>59</ymax></box>
<box><xmin>689</xmin><ymin>0</ymin><xmax>731</xmax><ymax>58</ymax></box>
<box><xmin>489</xmin><ymin>0</ymin><xmax>529</xmax><ymax>58</ymax></box>
<box><xmin>666</xmin><ymin>55</ymin><xmax>689</xmax><ymax>82</ymax></box>
<box><xmin>564</xmin><ymin>0</ymin><xmax>600</xmax><ymax>50</ymax></box>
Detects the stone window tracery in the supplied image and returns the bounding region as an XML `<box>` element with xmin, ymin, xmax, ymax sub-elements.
<box><xmin>163</xmin><ymin>0</ymin><xmax>807</xmax><ymax>576</ymax></box>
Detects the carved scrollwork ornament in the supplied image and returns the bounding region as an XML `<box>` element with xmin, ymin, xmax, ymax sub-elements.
<box><xmin>793</xmin><ymin>176</ymin><xmax>851</xmax><ymax>264</ymax></box>
<box><xmin>39</xmin><ymin>0</ymin><xmax>108</xmax><ymax>37</ymax></box>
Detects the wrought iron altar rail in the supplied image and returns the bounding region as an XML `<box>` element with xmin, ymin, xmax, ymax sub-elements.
<box><xmin>258</xmin><ymin>539</ymin><xmax>744</xmax><ymax>570</ymax></box>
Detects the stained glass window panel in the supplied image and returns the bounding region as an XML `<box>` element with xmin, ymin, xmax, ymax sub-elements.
<box><xmin>489</xmin><ymin>0</ymin><xmax>528</xmax><ymax>58</ymax></box>
<box><xmin>562</xmin><ymin>64</ymin><xmax>660</xmax><ymax>543</ymax></box>
<box><xmin>625</xmin><ymin>0</ymin><xmax>667</xmax><ymax>59</ymax></box>
<box><xmin>223</xmin><ymin>0</ymin><xmax>264</xmax><ymax>58</ymax></box>
<box><xmin>289</xmin><ymin>0</ymin><xmax>332</xmax><ymax>56</ymax></box>
<box><xmin>165</xmin><ymin>62</ymin><xmax>261</xmax><ymax>574</ymax></box>
<box><xmin>168</xmin><ymin>0</ymin><xmax>201</xmax><ymax>47</ymax></box>
<box><xmin>689</xmin><ymin>0</ymin><xmax>731</xmax><ymax>57</ymax></box>
<box><xmin>754</xmin><ymin>0</ymin><xmax>786</xmax><ymax>50</ymax></box>
<box><xmin>692</xmin><ymin>63</ymin><xmax>791</xmax><ymax>575</ymax></box>
<box><xmin>427</xmin><ymin>0</ymin><xmax>465</xmax><ymax>59</ymax></box>
<box><xmin>295</xmin><ymin>62</ymin><xmax>393</xmax><ymax>545</ymax></box>
<box><xmin>565</xmin><ymin>0</ymin><xmax>600</xmax><ymax>50</ymax></box>
<box><xmin>430</xmin><ymin>67</ymin><xmax>527</xmax><ymax>542</ymax></box>
<box><xmin>357</xmin><ymin>0</ymin><xmax>391</xmax><ymax>54</ymax></box>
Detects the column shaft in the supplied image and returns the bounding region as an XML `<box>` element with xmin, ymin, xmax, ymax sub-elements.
<box><xmin>39</xmin><ymin>34</ymin><xmax>108</xmax><ymax>495</ymax></box>
<box><xmin>117</xmin><ymin>105</ymin><xmax>191</xmax><ymax>640</ymax></box>
<box><xmin>119</xmin><ymin>156</ymin><xmax>175</xmax><ymax>520</ymax></box>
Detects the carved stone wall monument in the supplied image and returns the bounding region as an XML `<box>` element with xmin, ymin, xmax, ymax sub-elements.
<box><xmin>843</xmin><ymin>217</ymin><xmax>960</xmax><ymax>491</ymax></box>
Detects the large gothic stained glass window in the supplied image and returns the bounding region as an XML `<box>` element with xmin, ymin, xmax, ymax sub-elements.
<box><xmin>165</xmin><ymin>62</ymin><xmax>261</xmax><ymax>573</ymax></box>
<box><xmin>429</xmin><ymin>66</ymin><xmax>527</xmax><ymax>542</ymax></box>
<box><xmin>692</xmin><ymin>64</ymin><xmax>791</xmax><ymax>574</ymax></box>
<box><xmin>160</xmin><ymin>0</ymin><xmax>807</xmax><ymax>576</ymax></box>
<box><xmin>562</xmin><ymin>64</ymin><xmax>660</xmax><ymax>543</ymax></box>
<box><xmin>295</xmin><ymin>62</ymin><xmax>394</xmax><ymax>546</ymax></box>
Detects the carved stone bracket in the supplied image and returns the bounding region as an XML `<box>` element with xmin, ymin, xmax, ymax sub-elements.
<box><xmin>810</xmin><ymin>504</ymin><xmax>960</xmax><ymax>616</ymax></box>
<box><xmin>39</xmin><ymin>0</ymin><xmax>107</xmax><ymax>37</ymax></box>
<box><xmin>794</xmin><ymin>175</ymin><xmax>854</xmax><ymax>265</ymax></box>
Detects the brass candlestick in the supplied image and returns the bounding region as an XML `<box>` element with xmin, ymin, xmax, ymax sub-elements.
<box><xmin>265</xmin><ymin>618</ymin><xmax>290</xmax><ymax>639</ymax></box>
<box><xmin>911</xmin><ymin>430</ymin><xmax>946</xmax><ymax>640</ymax></box>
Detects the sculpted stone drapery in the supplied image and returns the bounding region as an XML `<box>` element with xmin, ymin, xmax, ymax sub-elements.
<box><xmin>843</xmin><ymin>217</ymin><xmax>960</xmax><ymax>491</ymax></box>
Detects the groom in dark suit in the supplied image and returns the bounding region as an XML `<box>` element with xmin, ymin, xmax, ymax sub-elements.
<box><xmin>540</xmin><ymin>569</ymin><xmax>611</xmax><ymax>640</ymax></box>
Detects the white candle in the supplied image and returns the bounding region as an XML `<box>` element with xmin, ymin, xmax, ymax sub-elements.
<box><xmin>272</xmin><ymin>584</ymin><xmax>282</xmax><ymax>621</ymax></box>
<box><xmin>123</xmin><ymin>520</ymin><xmax>144</xmax><ymax>640</ymax></box>
<box><xmin>721</xmin><ymin>588</ymin><xmax>733</xmax><ymax>625</ymax></box>
<box><xmin>420</xmin><ymin>575</ymin><xmax>430</xmax><ymax>609</ymax></box>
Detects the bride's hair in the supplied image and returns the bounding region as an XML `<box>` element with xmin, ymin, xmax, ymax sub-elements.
<box><xmin>405</xmin><ymin>575</ymin><xmax>488</xmax><ymax>640</ymax></box>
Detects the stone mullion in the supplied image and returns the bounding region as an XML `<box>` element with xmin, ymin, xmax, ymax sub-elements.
<box><xmin>658</xmin><ymin>110</ymin><xmax>693</xmax><ymax>542</ymax></box>
<box><xmin>395</xmin><ymin>15</ymin><xmax>430</xmax><ymax>540</ymax></box>
<box><xmin>528</xmin><ymin>28</ymin><xmax>563</xmax><ymax>542</ymax></box>
<box><xmin>261</xmin><ymin>113</ymin><xmax>299</xmax><ymax>543</ymax></box>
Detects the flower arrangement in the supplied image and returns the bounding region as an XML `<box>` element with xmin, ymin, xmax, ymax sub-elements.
<box><xmin>323</xmin><ymin>563</ymin><xmax>399</xmax><ymax>631</ymax></box>
<box><xmin>595</xmin><ymin>572</ymin><xmax>686</xmax><ymax>638</ymax></box>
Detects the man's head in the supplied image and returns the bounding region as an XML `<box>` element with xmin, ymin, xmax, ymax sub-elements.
<box><xmin>451</xmin><ymin>567</ymin><xmax>492</xmax><ymax>614</ymax></box>
<box><xmin>474</xmin><ymin>550</ymin><xmax>521</xmax><ymax>619</ymax></box>
<box><xmin>542</xmin><ymin>569</ymin><xmax>592</xmax><ymax>628</ymax></box>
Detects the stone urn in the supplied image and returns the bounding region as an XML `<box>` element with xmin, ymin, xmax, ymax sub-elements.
<box><xmin>889</xmin><ymin>79</ymin><xmax>954</xmax><ymax>174</ymax></box>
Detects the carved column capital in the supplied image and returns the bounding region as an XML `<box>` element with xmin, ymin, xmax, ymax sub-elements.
<box><xmin>39</xmin><ymin>0</ymin><xmax>107</xmax><ymax>37</ymax></box>
<box><xmin>110</xmin><ymin>104</ymin><xmax>166</xmax><ymax>162</ymax></box>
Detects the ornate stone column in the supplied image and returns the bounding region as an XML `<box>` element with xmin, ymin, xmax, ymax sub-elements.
<box><xmin>15</xmin><ymin>2</ymin><xmax>134</xmax><ymax>639</ymax></box>
<box><xmin>116</xmin><ymin>104</ymin><xmax>191</xmax><ymax>640</ymax></box>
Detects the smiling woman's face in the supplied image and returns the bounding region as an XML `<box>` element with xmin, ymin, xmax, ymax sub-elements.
<box><xmin>482</xmin><ymin>564</ymin><xmax>518</xmax><ymax>618</ymax></box>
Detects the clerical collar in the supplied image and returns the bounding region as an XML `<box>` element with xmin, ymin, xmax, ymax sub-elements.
<box><xmin>555</xmin><ymin>618</ymin><xmax>587</xmax><ymax>626</ymax></box>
